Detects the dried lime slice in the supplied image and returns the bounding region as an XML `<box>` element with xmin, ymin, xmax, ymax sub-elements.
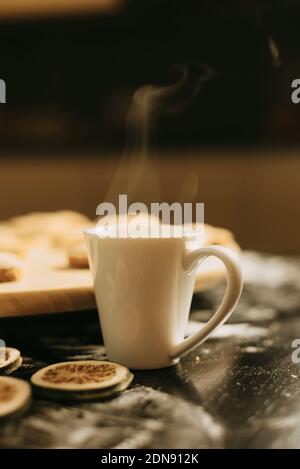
<box><xmin>2</xmin><ymin>357</ymin><xmax>23</xmax><ymax>375</ymax></box>
<box><xmin>32</xmin><ymin>371</ymin><xmax>134</xmax><ymax>401</ymax></box>
<box><xmin>0</xmin><ymin>347</ymin><xmax>22</xmax><ymax>374</ymax></box>
<box><xmin>70</xmin><ymin>371</ymin><xmax>134</xmax><ymax>401</ymax></box>
<box><xmin>0</xmin><ymin>376</ymin><xmax>31</xmax><ymax>419</ymax></box>
<box><xmin>31</xmin><ymin>360</ymin><xmax>131</xmax><ymax>394</ymax></box>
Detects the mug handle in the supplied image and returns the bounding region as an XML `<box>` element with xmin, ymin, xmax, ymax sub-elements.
<box><xmin>170</xmin><ymin>245</ymin><xmax>243</xmax><ymax>359</ymax></box>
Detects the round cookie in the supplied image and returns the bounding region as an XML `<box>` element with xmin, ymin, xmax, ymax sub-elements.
<box><xmin>0</xmin><ymin>253</ymin><xmax>23</xmax><ymax>282</ymax></box>
<box><xmin>68</xmin><ymin>242</ymin><xmax>89</xmax><ymax>269</ymax></box>
<box><xmin>7</xmin><ymin>211</ymin><xmax>91</xmax><ymax>248</ymax></box>
<box><xmin>0</xmin><ymin>226</ymin><xmax>25</xmax><ymax>256</ymax></box>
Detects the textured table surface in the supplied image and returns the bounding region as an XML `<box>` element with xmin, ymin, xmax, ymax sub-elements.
<box><xmin>1</xmin><ymin>251</ymin><xmax>300</xmax><ymax>449</ymax></box>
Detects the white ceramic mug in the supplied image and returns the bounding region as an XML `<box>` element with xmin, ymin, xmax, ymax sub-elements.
<box><xmin>85</xmin><ymin>228</ymin><xmax>243</xmax><ymax>369</ymax></box>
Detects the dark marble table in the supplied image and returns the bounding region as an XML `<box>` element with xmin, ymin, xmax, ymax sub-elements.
<box><xmin>1</xmin><ymin>251</ymin><xmax>300</xmax><ymax>449</ymax></box>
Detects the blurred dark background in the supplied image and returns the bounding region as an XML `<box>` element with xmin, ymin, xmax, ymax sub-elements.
<box><xmin>0</xmin><ymin>0</ymin><xmax>299</xmax><ymax>152</ymax></box>
<box><xmin>0</xmin><ymin>0</ymin><xmax>300</xmax><ymax>254</ymax></box>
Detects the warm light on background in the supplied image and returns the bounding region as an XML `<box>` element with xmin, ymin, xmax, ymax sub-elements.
<box><xmin>0</xmin><ymin>0</ymin><xmax>122</xmax><ymax>18</ymax></box>
<box><xmin>0</xmin><ymin>1</ymin><xmax>299</xmax><ymax>254</ymax></box>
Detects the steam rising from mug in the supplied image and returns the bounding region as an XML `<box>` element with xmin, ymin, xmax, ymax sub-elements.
<box><xmin>103</xmin><ymin>64</ymin><xmax>216</xmax><ymax>209</ymax></box>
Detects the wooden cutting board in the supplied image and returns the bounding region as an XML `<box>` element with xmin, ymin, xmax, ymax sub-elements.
<box><xmin>0</xmin><ymin>221</ymin><xmax>240</xmax><ymax>319</ymax></box>
<box><xmin>0</xmin><ymin>247</ymin><xmax>231</xmax><ymax>319</ymax></box>
<box><xmin>0</xmin><ymin>247</ymin><xmax>95</xmax><ymax>318</ymax></box>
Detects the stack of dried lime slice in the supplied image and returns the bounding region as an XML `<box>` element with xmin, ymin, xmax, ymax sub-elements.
<box><xmin>0</xmin><ymin>376</ymin><xmax>31</xmax><ymax>419</ymax></box>
<box><xmin>31</xmin><ymin>360</ymin><xmax>133</xmax><ymax>401</ymax></box>
<box><xmin>0</xmin><ymin>347</ymin><xmax>23</xmax><ymax>375</ymax></box>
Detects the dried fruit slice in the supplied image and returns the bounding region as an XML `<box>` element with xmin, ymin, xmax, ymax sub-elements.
<box><xmin>68</xmin><ymin>242</ymin><xmax>89</xmax><ymax>269</ymax></box>
<box><xmin>0</xmin><ymin>347</ymin><xmax>22</xmax><ymax>374</ymax></box>
<box><xmin>2</xmin><ymin>357</ymin><xmax>23</xmax><ymax>375</ymax></box>
<box><xmin>32</xmin><ymin>371</ymin><xmax>134</xmax><ymax>401</ymax></box>
<box><xmin>31</xmin><ymin>360</ymin><xmax>132</xmax><ymax>398</ymax></box>
<box><xmin>0</xmin><ymin>376</ymin><xmax>31</xmax><ymax>418</ymax></box>
<box><xmin>74</xmin><ymin>371</ymin><xmax>134</xmax><ymax>401</ymax></box>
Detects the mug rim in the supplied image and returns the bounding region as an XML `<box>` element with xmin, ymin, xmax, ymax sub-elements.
<box><xmin>84</xmin><ymin>225</ymin><xmax>204</xmax><ymax>239</ymax></box>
